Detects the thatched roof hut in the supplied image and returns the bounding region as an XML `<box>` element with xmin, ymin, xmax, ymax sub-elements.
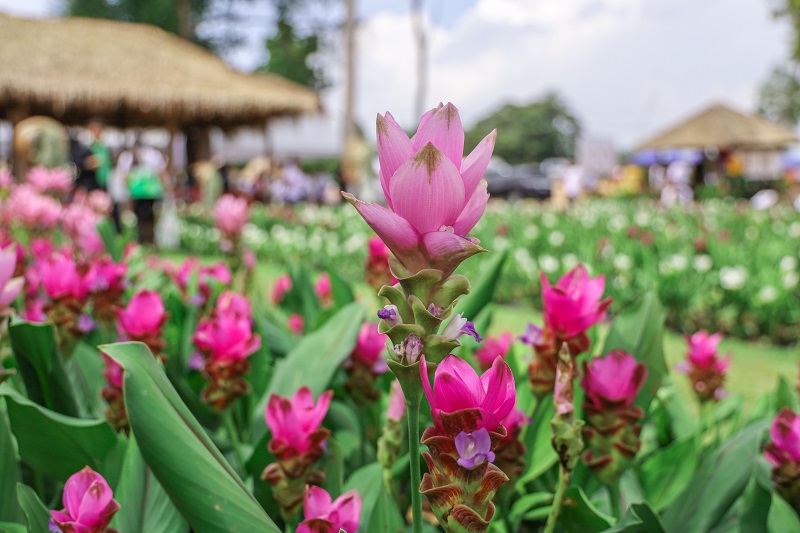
<box><xmin>0</xmin><ymin>13</ymin><xmax>320</xmax><ymax>129</ymax></box>
<box><xmin>635</xmin><ymin>103</ymin><xmax>798</xmax><ymax>151</ymax></box>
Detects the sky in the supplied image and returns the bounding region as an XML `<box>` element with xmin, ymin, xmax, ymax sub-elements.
<box><xmin>0</xmin><ymin>0</ymin><xmax>792</xmax><ymax>148</ymax></box>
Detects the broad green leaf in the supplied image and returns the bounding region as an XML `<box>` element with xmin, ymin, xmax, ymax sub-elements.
<box><xmin>662</xmin><ymin>421</ymin><xmax>768</xmax><ymax>533</ymax></box>
<box><xmin>254</xmin><ymin>310</ymin><xmax>294</xmax><ymax>357</ymax></box>
<box><xmin>768</xmin><ymin>493</ymin><xmax>800</xmax><ymax>533</ymax></box>
<box><xmin>457</xmin><ymin>248</ymin><xmax>507</xmax><ymax>320</ymax></box>
<box><xmin>0</xmin><ymin>399</ymin><xmax>21</xmax><ymax>522</ymax></box>
<box><xmin>110</xmin><ymin>435</ymin><xmax>189</xmax><ymax>533</ymax></box>
<box><xmin>97</xmin><ymin>218</ymin><xmax>123</xmax><ymax>261</ymax></box>
<box><xmin>344</xmin><ymin>463</ymin><xmax>404</xmax><ymax>533</ymax></box>
<box><xmin>16</xmin><ymin>484</ymin><xmax>49</xmax><ymax>533</ymax></box>
<box><xmin>509</xmin><ymin>492</ymin><xmax>552</xmax><ymax>526</ymax></box>
<box><xmin>70</xmin><ymin>342</ymin><xmax>107</xmax><ymax>418</ymax></box>
<box><xmin>102</xmin><ymin>342</ymin><xmax>280</xmax><ymax>533</ymax></box>
<box><xmin>739</xmin><ymin>467</ymin><xmax>772</xmax><ymax>533</ymax></box>
<box><xmin>556</xmin><ymin>486</ymin><xmax>613</xmax><ymax>532</ymax></box>
<box><xmin>518</xmin><ymin>398</ymin><xmax>558</xmax><ymax>485</ymax></box>
<box><xmin>1</xmin><ymin>389</ymin><xmax>117</xmax><ymax>482</ymax></box>
<box><xmin>0</xmin><ymin>522</ymin><xmax>26</xmax><ymax>533</ymax></box>
<box><xmin>638</xmin><ymin>436</ymin><xmax>697</xmax><ymax>511</ymax></box>
<box><xmin>775</xmin><ymin>376</ymin><xmax>798</xmax><ymax>413</ymax></box>
<box><xmin>327</xmin><ymin>269</ymin><xmax>355</xmax><ymax>309</ymax></box>
<box><xmin>455</xmin><ymin>304</ymin><xmax>494</xmax><ymax>364</ymax></box>
<box><xmin>323</xmin><ymin>438</ymin><xmax>345</xmax><ymax>498</ymax></box>
<box><xmin>601</xmin><ymin>291</ymin><xmax>667</xmax><ymax>410</ymax></box>
<box><xmin>253</xmin><ymin>302</ymin><xmax>365</xmax><ymax>440</ymax></box>
<box><xmin>607</xmin><ymin>502</ymin><xmax>667</xmax><ymax>532</ymax></box>
<box><xmin>8</xmin><ymin>320</ymin><xmax>79</xmax><ymax>417</ymax></box>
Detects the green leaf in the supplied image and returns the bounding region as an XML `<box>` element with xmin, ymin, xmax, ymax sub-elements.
<box><xmin>327</xmin><ymin>269</ymin><xmax>355</xmax><ymax>309</ymax></box>
<box><xmin>509</xmin><ymin>492</ymin><xmax>552</xmax><ymax>525</ymax></box>
<box><xmin>768</xmin><ymin>493</ymin><xmax>800</xmax><ymax>533</ymax></box>
<box><xmin>0</xmin><ymin>399</ymin><xmax>21</xmax><ymax>522</ymax></box>
<box><xmin>323</xmin><ymin>438</ymin><xmax>346</xmax><ymax>498</ymax></box>
<box><xmin>739</xmin><ymin>463</ymin><xmax>773</xmax><ymax>532</ymax></box>
<box><xmin>8</xmin><ymin>320</ymin><xmax>79</xmax><ymax>417</ymax></box>
<box><xmin>97</xmin><ymin>218</ymin><xmax>123</xmax><ymax>261</ymax></box>
<box><xmin>16</xmin><ymin>484</ymin><xmax>49</xmax><ymax>533</ymax></box>
<box><xmin>0</xmin><ymin>522</ymin><xmax>26</xmax><ymax>533</ymax></box>
<box><xmin>253</xmin><ymin>310</ymin><xmax>294</xmax><ymax>358</ymax></box>
<box><xmin>253</xmin><ymin>302</ymin><xmax>365</xmax><ymax>440</ymax></box>
<box><xmin>1</xmin><ymin>389</ymin><xmax>117</xmax><ymax>482</ymax></box>
<box><xmin>110</xmin><ymin>435</ymin><xmax>189</xmax><ymax>533</ymax></box>
<box><xmin>456</xmin><ymin>248</ymin><xmax>507</xmax><ymax>320</ymax></box>
<box><xmin>775</xmin><ymin>376</ymin><xmax>798</xmax><ymax>413</ymax></box>
<box><xmin>601</xmin><ymin>291</ymin><xmax>667</xmax><ymax>410</ymax></box>
<box><xmin>518</xmin><ymin>397</ymin><xmax>558</xmax><ymax>485</ymax></box>
<box><xmin>661</xmin><ymin>421</ymin><xmax>768</xmax><ymax>533</ymax></box>
<box><xmin>556</xmin><ymin>486</ymin><xmax>613</xmax><ymax>532</ymax></box>
<box><xmin>638</xmin><ymin>436</ymin><xmax>697</xmax><ymax>511</ymax></box>
<box><xmin>344</xmin><ymin>463</ymin><xmax>404</xmax><ymax>533</ymax></box>
<box><xmin>607</xmin><ymin>502</ymin><xmax>667</xmax><ymax>532</ymax></box>
<box><xmin>102</xmin><ymin>342</ymin><xmax>280</xmax><ymax>533</ymax></box>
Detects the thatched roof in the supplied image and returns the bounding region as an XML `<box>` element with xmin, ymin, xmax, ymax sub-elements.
<box><xmin>0</xmin><ymin>13</ymin><xmax>320</xmax><ymax>129</ymax></box>
<box><xmin>635</xmin><ymin>103</ymin><xmax>798</xmax><ymax>151</ymax></box>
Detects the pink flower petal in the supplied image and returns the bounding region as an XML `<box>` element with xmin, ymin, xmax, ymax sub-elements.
<box><xmin>411</xmin><ymin>103</ymin><xmax>465</xmax><ymax>169</ymax></box>
<box><xmin>304</xmin><ymin>485</ymin><xmax>333</xmax><ymax>520</ymax></box>
<box><xmin>0</xmin><ymin>246</ymin><xmax>16</xmax><ymax>288</ymax></box>
<box><xmin>453</xmin><ymin>180</ymin><xmax>489</xmax><ymax>236</ymax></box>
<box><xmin>376</xmin><ymin>112</ymin><xmax>413</xmax><ymax>208</ymax></box>
<box><xmin>0</xmin><ymin>277</ymin><xmax>23</xmax><ymax>308</ymax></box>
<box><xmin>460</xmin><ymin>129</ymin><xmax>497</xmax><ymax>198</ymax></box>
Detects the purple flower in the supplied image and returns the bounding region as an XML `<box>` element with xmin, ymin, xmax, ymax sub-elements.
<box><xmin>77</xmin><ymin>314</ymin><xmax>96</xmax><ymax>334</ymax></box>
<box><xmin>441</xmin><ymin>313</ymin><xmax>482</xmax><ymax>342</ymax></box>
<box><xmin>377</xmin><ymin>304</ymin><xmax>400</xmax><ymax>326</ymax></box>
<box><xmin>519</xmin><ymin>323</ymin><xmax>544</xmax><ymax>346</ymax></box>
<box><xmin>455</xmin><ymin>428</ymin><xmax>495</xmax><ymax>469</ymax></box>
<box><xmin>400</xmin><ymin>334</ymin><xmax>423</xmax><ymax>364</ymax></box>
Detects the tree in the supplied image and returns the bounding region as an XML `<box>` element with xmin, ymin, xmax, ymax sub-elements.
<box><xmin>773</xmin><ymin>0</ymin><xmax>800</xmax><ymax>60</ymax></box>
<box><xmin>758</xmin><ymin>63</ymin><xmax>800</xmax><ymax>126</ymax></box>
<box><xmin>465</xmin><ymin>93</ymin><xmax>580</xmax><ymax>164</ymax></box>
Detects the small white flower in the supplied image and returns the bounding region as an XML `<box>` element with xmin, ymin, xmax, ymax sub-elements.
<box><xmin>524</xmin><ymin>225</ymin><xmax>540</xmax><ymax>240</ymax></box>
<box><xmin>693</xmin><ymin>255</ymin><xmax>713</xmax><ymax>273</ymax></box>
<box><xmin>548</xmin><ymin>231</ymin><xmax>565</xmax><ymax>247</ymax></box>
<box><xmin>789</xmin><ymin>222</ymin><xmax>800</xmax><ymax>239</ymax></box>
<box><xmin>780</xmin><ymin>256</ymin><xmax>797</xmax><ymax>272</ymax></box>
<box><xmin>784</xmin><ymin>271</ymin><xmax>799</xmax><ymax>289</ymax></box>
<box><xmin>745</xmin><ymin>227</ymin><xmax>758</xmax><ymax>241</ymax></box>
<box><xmin>562</xmin><ymin>253</ymin><xmax>579</xmax><ymax>270</ymax></box>
<box><xmin>539</xmin><ymin>255</ymin><xmax>559</xmax><ymax>273</ymax></box>
<box><xmin>614</xmin><ymin>254</ymin><xmax>632</xmax><ymax>271</ymax></box>
<box><xmin>541</xmin><ymin>212</ymin><xmax>557</xmax><ymax>228</ymax></box>
<box><xmin>757</xmin><ymin>285</ymin><xmax>778</xmax><ymax>304</ymax></box>
<box><xmin>719</xmin><ymin>266</ymin><xmax>747</xmax><ymax>291</ymax></box>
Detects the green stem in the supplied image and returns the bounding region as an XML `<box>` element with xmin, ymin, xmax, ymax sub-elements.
<box><xmin>608</xmin><ymin>482</ymin><xmax>622</xmax><ymax>518</ymax></box>
<box><xmin>223</xmin><ymin>411</ymin><xmax>246</xmax><ymax>473</ymax></box>
<box><xmin>544</xmin><ymin>465</ymin><xmax>571</xmax><ymax>533</ymax></box>
<box><xmin>407</xmin><ymin>397</ymin><xmax>423</xmax><ymax>533</ymax></box>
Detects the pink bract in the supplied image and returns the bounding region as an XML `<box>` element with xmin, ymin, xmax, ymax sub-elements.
<box><xmin>265</xmin><ymin>386</ymin><xmax>333</xmax><ymax>456</ymax></box>
<box><xmin>581</xmin><ymin>350</ymin><xmax>648</xmax><ymax>410</ymax></box>
<box><xmin>541</xmin><ymin>265</ymin><xmax>611</xmax><ymax>340</ymax></box>
<box><xmin>50</xmin><ymin>466</ymin><xmax>120</xmax><ymax>533</ymax></box>
<box><xmin>297</xmin><ymin>486</ymin><xmax>362</xmax><ymax>533</ymax></box>
<box><xmin>213</xmin><ymin>194</ymin><xmax>250</xmax><ymax>237</ymax></box>
<box><xmin>116</xmin><ymin>290</ymin><xmax>167</xmax><ymax>339</ymax></box>
<box><xmin>765</xmin><ymin>408</ymin><xmax>800</xmax><ymax>467</ymax></box>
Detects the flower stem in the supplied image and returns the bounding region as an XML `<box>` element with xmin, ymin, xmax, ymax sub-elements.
<box><xmin>407</xmin><ymin>396</ymin><xmax>423</xmax><ymax>533</ymax></box>
<box><xmin>544</xmin><ymin>464</ymin><xmax>571</xmax><ymax>533</ymax></box>
<box><xmin>608</xmin><ymin>482</ymin><xmax>622</xmax><ymax>518</ymax></box>
<box><xmin>223</xmin><ymin>410</ymin><xmax>246</xmax><ymax>473</ymax></box>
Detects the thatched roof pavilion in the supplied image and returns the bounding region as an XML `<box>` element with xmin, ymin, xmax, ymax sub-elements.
<box><xmin>0</xmin><ymin>13</ymin><xmax>320</xmax><ymax>129</ymax></box>
<box><xmin>635</xmin><ymin>103</ymin><xmax>798</xmax><ymax>151</ymax></box>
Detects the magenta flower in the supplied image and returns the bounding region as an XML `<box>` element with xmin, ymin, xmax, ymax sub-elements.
<box><xmin>685</xmin><ymin>330</ymin><xmax>730</xmax><ymax>372</ymax></box>
<box><xmin>172</xmin><ymin>258</ymin><xmax>232</xmax><ymax>303</ymax></box>
<box><xmin>541</xmin><ymin>265</ymin><xmax>611</xmax><ymax>342</ymax></box>
<box><xmin>50</xmin><ymin>466</ymin><xmax>120</xmax><ymax>533</ymax></box>
<box><xmin>0</xmin><ymin>245</ymin><xmax>23</xmax><ymax>311</ymax></box>
<box><xmin>213</xmin><ymin>194</ymin><xmax>249</xmax><ymax>237</ymax></box>
<box><xmin>297</xmin><ymin>486</ymin><xmax>362</xmax><ymax>533</ymax></box>
<box><xmin>102</xmin><ymin>353</ymin><xmax>124</xmax><ymax>389</ymax></box>
<box><xmin>387</xmin><ymin>379</ymin><xmax>406</xmax><ymax>422</ymax></box>
<box><xmin>193</xmin><ymin>312</ymin><xmax>261</xmax><ymax>364</ymax></box>
<box><xmin>27</xmin><ymin>166</ymin><xmax>72</xmax><ymax>194</ymax></box>
<box><xmin>315</xmin><ymin>273</ymin><xmax>332</xmax><ymax>306</ymax></box>
<box><xmin>421</xmin><ymin>354</ymin><xmax>516</xmax><ymax>434</ymax></box>
<box><xmin>265</xmin><ymin>386</ymin><xmax>333</xmax><ymax>459</ymax></box>
<box><xmin>38</xmin><ymin>255</ymin><xmax>93</xmax><ymax>301</ymax></box>
<box><xmin>581</xmin><ymin>350</ymin><xmax>647</xmax><ymax>410</ymax></box>
<box><xmin>216</xmin><ymin>290</ymin><xmax>253</xmax><ymax>319</ymax></box>
<box><xmin>475</xmin><ymin>332</ymin><xmax>514</xmax><ymax>371</ymax></box>
<box><xmin>766</xmin><ymin>408</ymin><xmax>800</xmax><ymax>467</ymax></box>
<box><xmin>116</xmin><ymin>290</ymin><xmax>168</xmax><ymax>354</ymax></box>
<box><xmin>88</xmin><ymin>258</ymin><xmax>127</xmax><ymax>293</ymax></box>
<box><xmin>23</xmin><ymin>298</ymin><xmax>47</xmax><ymax>323</ymax></box>
<box><xmin>349</xmin><ymin>322</ymin><xmax>388</xmax><ymax>374</ymax></box>
<box><xmin>7</xmin><ymin>185</ymin><xmax>62</xmax><ymax>229</ymax></box>
<box><xmin>287</xmin><ymin>313</ymin><xmax>304</xmax><ymax>335</ymax></box>
<box><xmin>343</xmin><ymin>103</ymin><xmax>496</xmax><ymax>276</ymax></box>
<box><xmin>271</xmin><ymin>274</ymin><xmax>293</xmax><ymax>305</ymax></box>
<box><xmin>455</xmin><ymin>428</ymin><xmax>496</xmax><ymax>469</ymax></box>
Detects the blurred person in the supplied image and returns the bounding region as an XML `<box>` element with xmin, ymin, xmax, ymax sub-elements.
<box><xmin>124</xmin><ymin>143</ymin><xmax>166</xmax><ymax>245</ymax></box>
<box><xmin>667</xmin><ymin>160</ymin><xmax>693</xmax><ymax>204</ymax></box>
<box><xmin>273</xmin><ymin>158</ymin><xmax>309</xmax><ymax>203</ymax></box>
<box><xmin>69</xmin><ymin>135</ymin><xmax>99</xmax><ymax>194</ymax></box>
<box><xmin>191</xmin><ymin>159</ymin><xmax>223</xmax><ymax>211</ymax></box>
<box><xmin>562</xmin><ymin>162</ymin><xmax>584</xmax><ymax>204</ymax></box>
<box><xmin>86</xmin><ymin>118</ymin><xmax>112</xmax><ymax>191</ymax></box>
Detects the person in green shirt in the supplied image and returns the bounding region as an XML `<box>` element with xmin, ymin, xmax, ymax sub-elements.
<box><xmin>87</xmin><ymin>118</ymin><xmax>112</xmax><ymax>190</ymax></box>
<box><xmin>124</xmin><ymin>143</ymin><xmax>166</xmax><ymax>245</ymax></box>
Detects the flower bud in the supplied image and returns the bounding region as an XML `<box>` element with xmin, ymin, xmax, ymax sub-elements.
<box><xmin>50</xmin><ymin>466</ymin><xmax>120</xmax><ymax>533</ymax></box>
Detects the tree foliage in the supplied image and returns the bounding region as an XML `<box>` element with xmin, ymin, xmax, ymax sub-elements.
<box><xmin>464</xmin><ymin>93</ymin><xmax>580</xmax><ymax>165</ymax></box>
<box><xmin>758</xmin><ymin>63</ymin><xmax>800</xmax><ymax>126</ymax></box>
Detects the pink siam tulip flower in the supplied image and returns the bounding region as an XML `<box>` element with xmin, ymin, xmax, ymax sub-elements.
<box><xmin>38</xmin><ymin>255</ymin><xmax>93</xmax><ymax>301</ymax></box>
<box><xmin>242</xmin><ymin>249</ymin><xmax>256</xmax><ymax>271</ymax></box>
<box><xmin>766</xmin><ymin>408</ymin><xmax>800</xmax><ymax>467</ymax></box>
<box><xmin>475</xmin><ymin>332</ymin><xmax>514</xmax><ymax>371</ymax></box>
<box><xmin>102</xmin><ymin>353</ymin><xmax>124</xmax><ymax>389</ymax></box>
<box><xmin>216</xmin><ymin>290</ymin><xmax>253</xmax><ymax>319</ymax></box>
<box><xmin>27</xmin><ymin>166</ymin><xmax>72</xmax><ymax>194</ymax></box>
<box><xmin>23</xmin><ymin>298</ymin><xmax>47</xmax><ymax>323</ymax></box>
<box><xmin>115</xmin><ymin>290</ymin><xmax>168</xmax><ymax>355</ymax></box>
<box><xmin>89</xmin><ymin>258</ymin><xmax>127</xmax><ymax>293</ymax></box>
<box><xmin>213</xmin><ymin>194</ymin><xmax>250</xmax><ymax>237</ymax></box>
<box><xmin>315</xmin><ymin>273</ymin><xmax>332</xmax><ymax>306</ymax></box>
<box><xmin>172</xmin><ymin>258</ymin><xmax>232</xmax><ymax>304</ymax></box>
<box><xmin>365</xmin><ymin>235</ymin><xmax>397</xmax><ymax>289</ymax></box>
<box><xmin>0</xmin><ymin>168</ymin><xmax>12</xmax><ymax>188</ymax></box>
<box><xmin>8</xmin><ymin>184</ymin><xmax>62</xmax><ymax>229</ymax></box>
<box><xmin>0</xmin><ymin>245</ymin><xmax>23</xmax><ymax>312</ymax></box>
<box><xmin>271</xmin><ymin>274</ymin><xmax>293</xmax><ymax>305</ymax></box>
<box><xmin>349</xmin><ymin>322</ymin><xmax>388</xmax><ymax>374</ymax></box>
<box><xmin>193</xmin><ymin>312</ymin><xmax>261</xmax><ymax>364</ymax></box>
<box><xmin>581</xmin><ymin>350</ymin><xmax>648</xmax><ymax>410</ymax></box>
<box><xmin>421</xmin><ymin>354</ymin><xmax>515</xmax><ymax>435</ymax></box>
<box><xmin>679</xmin><ymin>330</ymin><xmax>731</xmax><ymax>402</ymax></box>
<box><xmin>86</xmin><ymin>190</ymin><xmax>113</xmax><ymax>215</ymax></box>
<box><xmin>343</xmin><ymin>103</ymin><xmax>496</xmax><ymax>276</ymax></box>
<box><xmin>265</xmin><ymin>386</ymin><xmax>333</xmax><ymax>459</ymax></box>
<box><xmin>387</xmin><ymin>379</ymin><xmax>406</xmax><ymax>422</ymax></box>
<box><xmin>49</xmin><ymin>466</ymin><xmax>120</xmax><ymax>533</ymax></box>
<box><xmin>541</xmin><ymin>265</ymin><xmax>611</xmax><ymax>345</ymax></box>
<box><xmin>288</xmin><ymin>313</ymin><xmax>304</xmax><ymax>335</ymax></box>
<box><xmin>29</xmin><ymin>238</ymin><xmax>54</xmax><ymax>260</ymax></box>
<box><xmin>297</xmin><ymin>486</ymin><xmax>362</xmax><ymax>533</ymax></box>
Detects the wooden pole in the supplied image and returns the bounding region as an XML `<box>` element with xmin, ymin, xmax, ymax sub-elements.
<box><xmin>341</xmin><ymin>0</ymin><xmax>357</xmax><ymax>189</ymax></box>
<box><xmin>411</xmin><ymin>0</ymin><xmax>427</xmax><ymax>119</ymax></box>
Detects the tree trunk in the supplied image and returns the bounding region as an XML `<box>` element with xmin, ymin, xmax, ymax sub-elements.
<box><xmin>176</xmin><ymin>0</ymin><xmax>193</xmax><ymax>40</ymax></box>
<box><xmin>411</xmin><ymin>0</ymin><xmax>427</xmax><ymax>119</ymax></box>
<box><xmin>341</xmin><ymin>0</ymin><xmax>357</xmax><ymax>189</ymax></box>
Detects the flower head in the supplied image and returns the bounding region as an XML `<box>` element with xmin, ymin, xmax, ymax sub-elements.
<box><xmin>765</xmin><ymin>408</ymin><xmax>800</xmax><ymax>467</ymax></box>
<box><xmin>297</xmin><ymin>486</ymin><xmax>362</xmax><ymax>533</ymax></box>
<box><xmin>116</xmin><ymin>290</ymin><xmax>168</xmax><ymax>340</ymax></box>
<box><xmin>0</xmin><ymin>245</ymin><xmax>23</xmax><ymax>312</ymax></box>
<box><xmin>441</xmin><ymin>313</ymin><xmax>482</xmax><ymax>343</ymax></box>
<box><xmin>344</xmin><ymin>103</ymin><xmax>495</xmax><ymax>276</ymax></box>
<box><xmin>265</xmin><ymin>386</ymin><xmax>333</xmax><ymax>458</ymax></box>
<box><xmin>421</xmin><ymin>354</ymin><xmax>515</xmax><ymax>434</ymax></box>
<box><xmin>350</xmin><ymin>322</ymin><xmax>388</xmax><ymax>374</ymax></box>
<box><xmin>541</xmin><ymin>265</ymin><xmax>611</xmax><ymax>341</ymax></box>
<box><xmin>271</xmin><ymin>274</ymin><xmax>293</xmax><ymax>305</ymax></box>
<box><xmin>455</xmin><ymin>428</ymin><xmax>496</xmax><ymax>469</ymax></box>
<box><xmin>685</xmin><ymin>330</ymin><xmax>729</xmax><ymax>372</ymax></box>
<box><xmin>49</xmin><ymin>466</ymin><xmax>120</xmax><ymax>533</ymax></box>
<box><xmin>315</xmin><ymin>273</ymin><xmax>332</xmax><ymax>306</ymax></box>
<box><xmin>288</xmin><ymin>313</ymin><xmax>304</xmax><ymax>335</ymax></box>
<box><xmin>581</xmin><ymin>350</ymin><xmax>647</xmax><ymax>410</ymax></box>
<box><xmin>27</xmin><ymin>166</ymin><xmax>72</xmax><ymax>194</ymax></box>
<box><xmin>475</xmin><ymin>332</ymin><xmax>514</xmax><ymax>371</ymax></box>
<box><xmin>216</xmin><ymin>290</ymin><xmax>253</xmax><ymax>319</ymax></box>
<box><xmin>387</xmin><ymin>379</ymin><xmax>406</xmax><ymax>422</ymax></box>
<box><xmin>213</xmin><ymin>194</ymin><xmax>249</xmax><ymax>237</ymax></box>
<box><xmin>193</xmin><ymin>312</ymin><xmax>261</xmax><ymax>364</ymax></box>
<box><xmin>38</xmin><ymin>255</ymin><xmax>93</xmax><ymax>301</ymax></box>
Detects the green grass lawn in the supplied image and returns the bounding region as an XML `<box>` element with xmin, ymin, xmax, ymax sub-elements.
<box><xmin>170</xmin><ymin>250</ymin><xmax>799</xmax><ymax>409</ymax></box>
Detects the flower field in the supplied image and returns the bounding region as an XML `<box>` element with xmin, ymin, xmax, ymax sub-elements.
<box><xmin>1</xmin><ymin>103</ymin><xmax>800</xmax><ymax>533</ymax></box>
